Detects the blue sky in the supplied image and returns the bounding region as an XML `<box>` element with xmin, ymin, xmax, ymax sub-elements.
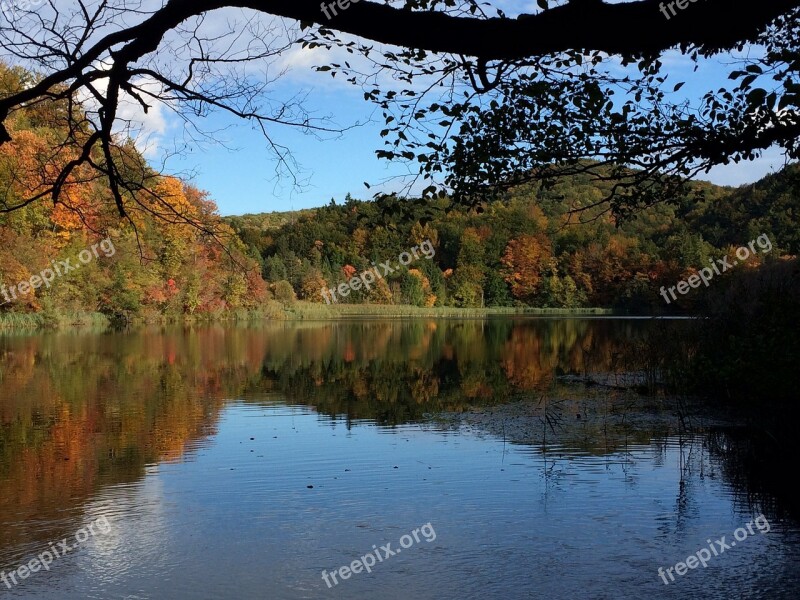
<box><xmin>165</xmin><ymin>80</ymin><xmax>404</xmax><ymax>216</ymax></box>
<box><xmin>4</xmin><ymin>1</ymin><xmax>788</xmax><ymax>216</ymax></box>
<box><xmin>137</xmin><ymin>9</ymin><xmax>788</xmax><ymax>216</ymax></box>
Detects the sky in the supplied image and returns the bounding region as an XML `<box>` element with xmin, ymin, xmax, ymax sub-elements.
<box><xmin>111</xmin><ymin>4</ymin><xmax>789</xmax><ymax>217</ymax></box>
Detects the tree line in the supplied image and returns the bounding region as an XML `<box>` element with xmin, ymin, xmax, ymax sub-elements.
<box><xmin>228</xmin><ymin>167</ymin><xmax>799</xmax><ymax>313</ymax></box>
<box><xmin>0</xmin><ymin>62</ymin><xmax>797</xmax><ymax>322</ymax></box>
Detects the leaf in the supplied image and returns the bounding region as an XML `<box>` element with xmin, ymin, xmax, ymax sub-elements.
<box><xmin>746</xmin><ymin>88</ymin><xmax>768</xmax><ymax>106</ymax></box>
<box><xmin>740</xmin><ymin>74</ymin><xmax>758</xmax><ymax>89</ymax></box>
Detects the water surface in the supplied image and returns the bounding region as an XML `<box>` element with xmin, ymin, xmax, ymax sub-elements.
<box><xmin>1</xmin><ymin>320</ymin><xmax>798</xmax><ymax>598</ymax></box>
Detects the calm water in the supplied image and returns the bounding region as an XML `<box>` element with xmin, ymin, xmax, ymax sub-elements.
<box><xmin>1</xmin><ymin>319</ymin><xmax>798</xmax><ymax>599</ymax></box>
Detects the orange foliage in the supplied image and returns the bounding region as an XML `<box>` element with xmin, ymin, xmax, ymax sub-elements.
<box><xmin>501</xmin><ymin>234</ymin><xmax>553</xmax><ymax>301</ymax></box>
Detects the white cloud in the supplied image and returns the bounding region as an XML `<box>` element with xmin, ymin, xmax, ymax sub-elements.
<box><xmin>116</xmin><ymin>79</ymin><xmax>170</xmax><ymax>159</ymax></box>
<box><xmin>276</xmin><ymin>44</ymin><xmax>328</xmax><ymax>72</ymax></box>
<box><xmin>76</xmin><ymin>62</ymin><xmax>171</xmax><ymax>159</ymax></box>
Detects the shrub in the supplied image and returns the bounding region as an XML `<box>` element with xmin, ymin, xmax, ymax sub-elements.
<box><xmin>689</xmin><ymin>258</ymin><xmax>800</xmax><ymax>410</ymax></box>
<box><xmin>274</xmin><ymin>280</ymin><xmax>297</xmax><ymax>306</ymax></box>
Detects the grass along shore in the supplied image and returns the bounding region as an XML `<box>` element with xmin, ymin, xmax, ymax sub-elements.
<box><xmin>284</xmin><ymin>303</ymin><xmax>613</xmax><ymax>319</ymax></box>
<box><xmin>0</xmin><ymin>303</ymin><xmax>613</xmax><ymax>330</ymax></box>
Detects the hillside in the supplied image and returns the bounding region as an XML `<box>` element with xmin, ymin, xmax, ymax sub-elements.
<box><xmin>0</xmin><ymin>63</ymin><xmax>269</xmax><ymax>326</ymax></box>
<box><xmin>225</xmin><ymin>167</ymin><xmax>798</xmax><ymax>313</ymax></box>
<box><xmin>0</xmin><ymin>60</ymin><xmax>797</xmax><ymax>324</ymax></box>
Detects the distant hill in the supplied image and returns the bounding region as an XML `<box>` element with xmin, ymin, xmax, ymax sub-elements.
<box><xmin>224</xmin><ymin>166</ymin><xmax>797</xmax><ymax>313</ymax></box>
<box><xmin>1</xmin><ymin>61</ymin><xmax>796</xmax><ymax>323</ymax></box>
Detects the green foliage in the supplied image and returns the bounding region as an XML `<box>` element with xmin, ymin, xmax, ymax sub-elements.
<box><xmin>696</xmin><ymin>165</ymin><xmax>800</xmax><ymax>254</ymax></box>
<box><xmin>449</xmin><ymin>266</ymin><xmax>485</xmax><ymax>308</ymax></box>
<box><xmin>184</xmin><ymin>272</ymin><xmax>202</xmax><ymax>315</ymax></box>
<box><xmin>274</xmin><ymin>280</ymin><xmax>297</xmax><ymax>306</ymax></box>
<box><xmin>101</xmin><ymin>269</ymin><xmax>141</xmax><ymax>322</ymax></box>
<box><xmin>0</xmin><ymin>63</ymin><xmax>269</xmax><ymax>326</ymax></box>
<box><xmin>225</xmin><ymin>163</ymin><xmax>797</xmax><ymax>314</ymax></box>
<box><xmin>1</xmin><ymin>61</ymin><xmax>797</xmax><ymax>324</ymax></box>
<box><xmin>223</xmin><ymin>273</ymin><xmax>248</xmax><ymax>309</ymax></box>
<box><xmin>540</xmin><ymin>272</ymin><xmax>585</xmax><ymax>309</ymax></box>
<box><xmin>397</xmin><ymin>270</ymin><xmax>426</xmax><ymax>307</ymax></box>
<box><xmin>484</xmin><ymin>270</ymin><xmax>512</xmax><ymax>307</ymax></box>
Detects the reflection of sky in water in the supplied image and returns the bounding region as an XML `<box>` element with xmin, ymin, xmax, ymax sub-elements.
<box><xmin>4</xmin><ymin>403</ymin><xmax>798</xmax><ymax>600</ymax></box>
<box><xmin>1</xmin><ymin>321</ymin><xmax>798</xmax><ymax>599</ymax></box>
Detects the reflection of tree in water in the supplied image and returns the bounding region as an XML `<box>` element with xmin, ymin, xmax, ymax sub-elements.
<box><xmin>251</xmin><ymin>319</ymin><xmax>643</xmax><ymax>424</ymax></box>
<box><xmin>0</xmin><ymin>330</ymin><xmax>247</xmax><ymax>560</ymax></box>
<box><xmin>0</xmin><ymin>318</ymin><xmax>709</xmax><ymax>559</ymax></box>
<box><xmin>1</xmin><ymin>319</ymin><xmax>797</xmax><ymax>559</ymax></box>
<box><xmin>655</xmin><ymin>427</ymin><xmax>800</xmax><ymax>530</ymax></box>
<box><xmin>705</xmin><ymin>428</ymin><xmax>800</xmax><ymax>520</ymax></box>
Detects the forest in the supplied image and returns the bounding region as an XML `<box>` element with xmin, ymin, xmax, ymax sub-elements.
<box><xmin>0</xmin><ymin>64</ymin><xmax>269</xmax><ymax>326</ymax></box>
<box><xmin>228</xmin><ymin>169</ymin><xmax>799</xmax><ymax>313</ymax></box>
<box><xmin>0</xmin><ymin>61</ymin><xmax>798</xmax><ymax>325</ymax></box>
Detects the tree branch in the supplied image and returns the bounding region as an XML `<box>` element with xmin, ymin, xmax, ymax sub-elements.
<box><xmin>236</xmin><ymin>0</ymin><xmax>799</xmax><ymax>58</ymax></box>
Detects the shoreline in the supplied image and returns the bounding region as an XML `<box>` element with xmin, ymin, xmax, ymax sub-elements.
<box><xmin>0</xmin><ymin>303</ymin><xmax>700</xmax><ymax>332</ymax></box>
<box><xmin>0</xmin><ymin>303</ymin><xmax>619</xmax><ymax>331</ymax></box>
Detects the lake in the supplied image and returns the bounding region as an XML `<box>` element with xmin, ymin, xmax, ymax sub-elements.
<box><xmin>1</xmin><ymin>319</ymin><xmax>798</xmax><ymax>599</ymax></box>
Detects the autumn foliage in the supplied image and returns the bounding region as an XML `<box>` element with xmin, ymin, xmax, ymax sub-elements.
<box><xmin>0</xmin><ymin>64</ymin><xmax>267</xmax><ymax>322</ymax></box>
